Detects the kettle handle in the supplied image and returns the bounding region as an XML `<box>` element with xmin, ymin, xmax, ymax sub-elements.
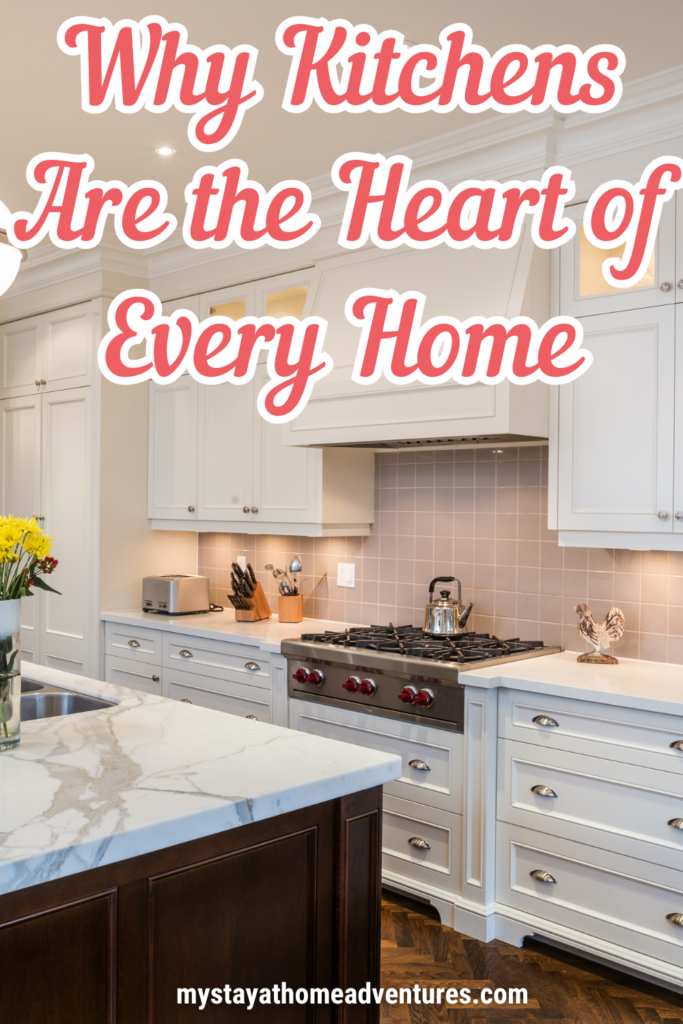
<box><xmin>428</xmin><ymin>576</ymin><xmax>455</xmax><ymax>595</ymax></box>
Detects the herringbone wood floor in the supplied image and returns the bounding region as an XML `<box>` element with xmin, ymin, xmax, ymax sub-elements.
<box><xmin>381</xmin><ymin>891</ymin><xmax>683</xmax><ymax>1022</ymax></box>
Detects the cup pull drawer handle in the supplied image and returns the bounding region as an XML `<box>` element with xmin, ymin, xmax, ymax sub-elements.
<box><xmin>179</xmin><ymin>649</ymin><xmax>193</xmax><ymax>658</ymax></box>
<box><xmin>245</xmin><ymin>662</ymin><xmax>260</xmax><ymax>671</ymax></box>
<box><xmin>667</xmin><ymin>913</ymin><xmax>683</xmax><ymax>926</ymax></box>
<box><xmin>408</xmin><ymin>759</ymin><xmax>431</xmax><ymax>771</ymax></box>
<box><xmin>671</xmin><ymin>741</ymin><xmax>683</xmax><ymax>751</ymax></box>
<box><xmin>246</xmin><ymin>715</ymin><xmax>259</xmax><ymax>721</ymax></box>
<box><xmin>180</xmin><ymin>698</ymin><xmax>193</xmax><ymax>704</ymax></box>
<box><xmin>532</xmin><ymin>715</ymin><xmax>559</xmax><ymax>728</ymax></box>
<box><xmin>408</xmin><ymin>837</ymin><xmax>430</xmax><ymax>850</ymax></box>
<box><xmin>530</xmin><ymin>869</ymin><xmax>556</xmax><ymax>883</ymax></box>
<box><xmin>127</xmin><ymin>639</ymin><xmax>140</xmax><ymax>648</ymax></box>
<box><xmin>531</xmin><ymin>785</ymin><xmax>557</xmax><ymax>798</ymax></box>
<box><xmin>668</xmin><ymin>818</ymin><xmax>683</xmax><ymax>830</ymax></box>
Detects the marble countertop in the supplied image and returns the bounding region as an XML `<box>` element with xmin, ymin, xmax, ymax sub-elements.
<box><xmin>461</xmin><ymin>650</ymin><xmax>683</xmax><ymax>715</ymax></box>
<box><xmin>0</xmin><ymin>663</ymin><xmax>401</xmax><ymax>897</ymax></box>
<box><xmin>101</xmin><ymin>609</ymin><xmax>352</xmax><ymax>653</ymax></box>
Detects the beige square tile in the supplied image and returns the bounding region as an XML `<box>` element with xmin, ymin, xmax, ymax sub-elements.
<box><xmin>669</xmin><ymin>575</ymin><xmax>683</xmax><ymax>605</ymax></box>
<box><xmin>518</xmin><ymin>540</ymin><xmax>541</xmax><ymax>567</ymax></box>
<box><xmin>564</xmin><ymin>547</ymin><xmax>589</xmax><ymax>570</ymax></box>
<box><xmin>453</xmin><ymin>537</ymin><xmax>475</xmax><ymax>562</ymax></box>
<box><xmin>563</xmin><ymin>569</ymin><xmax>588</xmax><ymax>598</ymax></box>
<box><xmin>379</xmin><ymin>559</ymin><xmax>397</xmax><ymax>582</ymax></box>
<box><xmin>614</xmin><ymin>573</ymin><xmax>640</xmax><ymax>603</ymax></box>
<box><xmin>640</xmin><ymin>633</ymin><xmax>668</xmax><ymax>662</ymax></box>
<box><xmin>496</xmin><ymin>564</ymin><xmax>517</xmax><ymax>592</ymax></box>
<box><xmin>540</xmin><ymin>542</ymin><xmax>563</xmax><ymax>568</ymax></box>
<box><xmin>361</xmin><ymin>580</ymin><xmax>379</xmax><ymax>604</ymax></box>
<box><xmin>434</xmin><ymin>463</ymin><xmax>455</xmax><ymax>487</ymax></box>
<box><xmin>453</xmin><ymin>462</ymin><xmax>475</xmax><ymax>484</ymax></box>
<box><xmin>614</xmin><ymin>550</ymin><xmax>642</xmax><ymax>573</ymax></box>
<box><xmin>495</xmin><ymin>591</ymin><xmax>517</xmax><ymax>618</ymax></box>
<box><xmin>641</xmin><ymin>574</ymin><xmax>669</xmax><ymax>604</ymax></box>
<box><xmin>616</xmin><ymin>630</ymin><xmax>640</xmax><ymax>659</ymax></box>
<box><xmin>379</xmin><ymin>534</ymin><xmax>397</xmax><ymax>559</ymax></box>
<box><xmin>518</xmin><ymin>513</ymin><xmax>541</xmax><ymax>540</ymax></box>
<box><xmin>475</xmin><ymin>462</ymin><xmax>496</xmax><ymax>486</ymax></box>
<box><xmin>518</xmin><ymin>461</ymin><xmax>541</xmax><ymax>486</ymax></box>
<box><xmin>517</xmin><ymin>619</ymin><xmax>541</xmax><ymax>641</ymax></box>
<box><xmin>588</xmin><ymin>572</ymin><xmax>615</xmax><ymax>602</ymax></box>
<box><xmin>475</xmin><ymin>513</ymin><xmax>496</xmax><ymax>538</ymax></box>
<box><xmin>475</xmin><ymin>487</ymin><xmax>496</xmax><ymax>513</ymax></box>
<box><xmin>434</xmin><ymin>512</ymin><xmax>455</xmax><ymax>537</ymax></box>
<box><xmin>415</xmin><ymin>463</ymin><xmax>435</xmax><ymax>488</ymax></box>
<box><xmin>518</xmin><ymin>566</ymin><xmax>540</xmax><ymax>593</ymax></box>
<box><xmin>395</xmin><ymin>559</ymin><xmax>415</xmax><ymax>584</ymax></box>
<box><xmin>496</xmin><ymin>539</ymin><xmax>518</xmax><ymax>565</ymax></box>
<box><xmin>539</xmin><ymin>595</ymin><xmax>563</xmax><ymax>624</ymax></box>
<box><xmin>496</xmin><ymin>514</ymin><xmax>519</xmax><ymax>539</ymax></box>
<box><xmin>641</xmin><ymin>603</ymin><xmax>668</xmax><ymax>635</ymax></box>
<box><xmin>415</xmin><ymin>536</ymin><xmax>433</xmax><ymax>561</ymax></box>
<box><xmin>473</xmin><ymin>589</ymin><xmax>495</xmax><ymax>615</ymax></box>
<box><xmin>667</xmin><ymin>636</ymin><xmax>683</xmax><ymax>664</ymax></box>
<box><xmin>668</xmin><ymin>605</ymin><xmax>683</xmax><ymax>636</ymax></box>
<box><xmin>415</xmin><ymin>488</ymin><xmax>434</xmax><ymax>512</ymax></box>
<box><xmin>518</xmin><ymin>487</ymin><xmax>540</xmax><ymax>514</ymax></box>
<box><xmin>642</xmin><ymin>551</ymin><xmax>670</xmax><ymax>575</ymax></box>
<box><xmin>453</xmin><ymin>489</ymin><xmax>474</xmax><ymax>513</ymax></box>
<box><xmin>396</xmin><ymin>512</ymin><xmax>416</xmax><ymax>536</ymax></box>
<box><xmin>539</xmin><ymin>622</ymin><xmax>563</xmax><ymax>646</ymax></box>
<box><xmin>497</xmin><ymin>462</ymin><xmax>518</xmax><ymax>487</ymax></box>
<box><xmin>433</xmin><ymin>536</ymin><xmax>454</xmax><ymax>563</ymax></box>
<box><xmin>495</xmin><ymin>616</ymin><xmax>517</xmax><ymax>637</ymax></box>
<box><xmin>474</xmin><ymin>538</ymin><xmax>496</xmax><ymax>564</ymax></box>
<box><xmin>474</xmin><ymin>563</ymin><xmax>495</xmax><ymax>590</ymax></box>
<box><xmin>588</xmin><ymin>549</ymin><xmax>616</xmax><ymax>572</ymax></box>
<box><xmin>434</xmin><ymin>488</ymin><xmax>454</xmax><ymax>513</ymax></box>
<box><xmin>517</xmin><ymin>592</ymin><xmax>540</xmax><ymax>621</ymax></box>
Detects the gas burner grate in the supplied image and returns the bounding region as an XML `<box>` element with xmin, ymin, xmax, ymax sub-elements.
<box><xmin>299</xmin><ymin>625</ymin><xmax>548</xmax><ymax>662</ymax></box>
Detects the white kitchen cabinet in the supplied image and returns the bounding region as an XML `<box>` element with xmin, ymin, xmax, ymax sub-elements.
<box><xmin>105</xmin><ymin>655</ymin><xmax>162</xmax><ymax>695</ymax></box>
<box><xmin>559</xmin><ymin>201</ymin><xmax>677</xmax><ymax>317</ymax></box>
<box><xmin>555</xmin><ymin>305</ymin><xmax>676</xmax><ymax>535</ymax></box>
<box><xmin>0</xmin><ymin>387</ymin><xmax>93</xmax><ymax>673</ymax></box>
<box><xmin>148</xmin><ymin>375</ymin><xmax>198</xmax><ymax>521</ymax></box>
<box><xmin>0</xmin><ymin>302</ymin><xmax>94</xmax><ymax>400</ymax></box>
<box><xmin>282</xmin><ymin>239</ymin><xmax>550</xmax><ymax>449</ymax></box>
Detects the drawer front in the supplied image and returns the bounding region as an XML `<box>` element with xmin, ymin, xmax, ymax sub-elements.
<box><xmin>382</xmin><ymin>795</ymin><xmax>462</xmax><ymax>895</ymax></box>
<box><xmin>105</xmin><ymin>622</ymin><xmax>162</xmax><ymax>665</ymax></box>
<box><xmin>163</xmin><ymin>634</ymin><xmax>270</xmax><ymax>687</ymax></box>
<box><xmin>290</xmin><ymin>698</ymin><xmax>463</xmax><ymax>813</ymax></box>
<box><xmin>497</xmin><ymin>822</ymin><xmax>683</xmax><ymax>968</ymax></box>
<box><xmin>498</xmin><ymin>738</ymin><xmax>683</xmax><ymax>868</ymax></box>
<box><xmin>499</xmin><ymin>688</ymin><xmax>683</xmax><ymax>774</ymax></box>
<box><xmin>104</xmin><ymin>655</ymin><xmax>162</xmax><ymax>696</ymax></box>
<box><xmin>166</xmin><ymin>666</ymin><xmax>271</xmax><ymax>723</ymax></box>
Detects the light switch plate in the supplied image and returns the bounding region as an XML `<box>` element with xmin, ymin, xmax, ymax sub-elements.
<box><xmin>337</xmin><ymin>562</ymin><xmax>356</xmax><ymax>588</ymax></box>
<box><xmin>237</xmin><ymin>556</ymin><xmax>247</xmax><ymax>572</ymax></box>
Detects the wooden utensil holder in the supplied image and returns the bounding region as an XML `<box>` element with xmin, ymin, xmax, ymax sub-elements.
<box><xmin>235</xmin><ymin>582</ymin><xmax>272</xmax><ymax>622</ymax></box>
<box><xmin>278</xmin><ymin>594</ymin><xmax>303</xmax><ymax>623</ymax></box>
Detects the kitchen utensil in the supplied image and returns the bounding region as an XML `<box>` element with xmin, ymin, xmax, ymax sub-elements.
<box><xmin>142</xmin><ymin>575</ymin><xmax>210</xmax><ymax>614</ymax></box>
<box><xmin>279</xmin><ymin>580</ymin><xmax>291</xmax><ymax>596</ymax></box>
<box><xmin>247</xmin><ymin>563</ymin><xmax>257</xmax><ymax>586</ymax></box>
<box><xmin>424</xmin><ymin>576</ymin><xmax>474</xmax><ymax>636</ymax></box>
<box><xmin>288</xmin><ymin>555</ymin><xmax>302</xmax><ymax>595</ymax></box>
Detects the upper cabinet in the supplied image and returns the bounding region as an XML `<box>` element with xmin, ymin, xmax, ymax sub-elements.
<box><xmin>558</xmin><ymin>201</ymin><xmax>677</xmax><ymax>317</ymax></box>
<box><xmin>149</xmin><ymin>274</ymin><xmax>374</xmax><ymax>536</ymax></box>
<box><xmin>282</xmin><ymin>238</ymin><xmax>550</xmax><ymax>449</ymax></box>
<box><xmin>0</xmin><ymin>302</ymin><xmax>94</xmax><ymax>400</ymax></box>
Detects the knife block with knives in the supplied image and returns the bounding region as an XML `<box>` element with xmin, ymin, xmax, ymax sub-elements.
<box><xmin>228</xmin><ymin>562</ymin><xmax>272</xmax><ymax>622</ymax></box>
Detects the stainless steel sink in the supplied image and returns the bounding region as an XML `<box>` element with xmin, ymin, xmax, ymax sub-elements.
<box><xmin>19</xmin><ymin>680</ymin><xmax>115</xmax><ymax>720</ymax></box>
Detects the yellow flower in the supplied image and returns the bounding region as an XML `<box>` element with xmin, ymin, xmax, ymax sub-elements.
<box><xmin>22</xmin><ymin>533</ymin><xmax>52</xmax><ymax>558</ymax></box>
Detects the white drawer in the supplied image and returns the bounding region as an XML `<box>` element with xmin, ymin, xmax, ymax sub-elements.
<box><xmin>163</xmin><ymin>633</ymin><xmax>270</xmax><ymax>688</ymax></box>
<box><xmin>104</xmin><ymin>655</ymin><xmax>162</xmax><ymax>696</ymax></box>
<box><xmin>105</xmin><ymin>622</ymin><xmax>162</xmax><ymax>665</ymax></box>
<box><xmin>497</xmin><ymin>738</ymin><xmax>683</xmax><ymax>869</ymax></box>
<box><xmin>166</xmin><ymin>666</ymin><xmax>271</xmax><ymax>723</ymax></box>
<box><xmin>499</xmin><ymin>688</ymin><xmax>683</xmax><ymax>775</ymax></box>
<box><xmin>289</xmin><ymin>698</ymin><xmax>463</xmax><ymax>813</ymax></box>
<box><xmin>497</xmin><ymin>822</ymin><xmax>683</xmax><ymax>968</ymax></box>
<box><xmin>382</xmin><ymin>794</ymin><xmax>462</xmax><ymax>895</ymax></box>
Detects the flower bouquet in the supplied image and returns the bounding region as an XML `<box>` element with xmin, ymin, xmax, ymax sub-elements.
<box><xmin>0</xmin><ymin>516</ymin><xmax>59</xmax><ymax>750</ymax></box>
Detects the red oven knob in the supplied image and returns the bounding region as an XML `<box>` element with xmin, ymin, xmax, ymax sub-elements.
<box><xmin>414</xmin><ymin>688</ymin><xmax>434</xmax><ymax>708</ymax></box>
<box><xmin>398</xmin><ymin>686</ymin><xmax>417</xmax><ymax>705</ymax></box>
<box><xmin>293</xmin><ymin>668</ymin><xmax>310</xmax><ymax>683</ymax></box>
<box><xmin>308</xmin><ymin>670</ymin><xmax>325</xmax><ymax>686</ymax></box>
<box><xmin>343</xmin><ymin>676</ymin><xmax>360</xmax><ymax>693</ymax></box>
<box><xmin>359</xmin><ymin>678</ymin><xmax>376</xmax><ymax>696</ymax></box>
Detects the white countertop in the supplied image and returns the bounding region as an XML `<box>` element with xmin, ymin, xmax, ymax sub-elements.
<box><xmin>462</xmin><ymin>650</ymin><xmax>683</xmax><ymax>715</ymax></box>
<box><xmin>0</xmin><ymin>663</ymin><xmax>401</xmax><ymax>896</ymax></box>
<box><xmin>101</xmin><ymin>608</ymin><xmax>351</xmax><ymax>653</ymax></box>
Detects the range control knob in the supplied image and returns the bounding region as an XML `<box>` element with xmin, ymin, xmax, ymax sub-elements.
<box><xmin>359</xmin><ymin>678</ymin><xmax>376</xmax><ymax>696</ymax></box>
<box><xmin>308</xmin><ymin>670</ymin><xmax>325</xmax><ymax>686</ymax></box>
<box><xmin>343</xmin><ymin>676</ymin><xmax>360</xmax><ymax>693</ymax></box>
<box><xmin>293</xmin><ymin>668</ymin><xmax>310</xmax><ymax>683</ymax></box>
<box><xmin>414</xmin><ymin>688</ymin><xmax>435</xmax><ymax>708</ymax></box>
<box><xmin>398</xmin><ymin>686</ymin><xmax>418</xmax><ymax>705</ymax></box>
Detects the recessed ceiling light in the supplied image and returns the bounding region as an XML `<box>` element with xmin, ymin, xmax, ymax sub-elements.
<box><xmin>150</xmin><ymin>145</ymin><xmax>178</xmax><ymax>157</ymax></box>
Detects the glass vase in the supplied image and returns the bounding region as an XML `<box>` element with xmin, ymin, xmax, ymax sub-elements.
<box><xmin>0</xmin><ymin>598</ymin><xmax>21</xmax><ymax>751</ymax></box>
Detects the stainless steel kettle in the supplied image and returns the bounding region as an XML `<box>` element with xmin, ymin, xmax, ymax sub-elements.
<box><xmin>424</xmin><ymin>576</ymin><xmax>474</xmax><ymax>636</ymax></box>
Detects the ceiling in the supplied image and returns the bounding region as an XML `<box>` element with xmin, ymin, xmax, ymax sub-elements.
<box><xmin>2</xmin><ymin>0</ymin><xmax>683</xmax><ymax>220</ymax></box>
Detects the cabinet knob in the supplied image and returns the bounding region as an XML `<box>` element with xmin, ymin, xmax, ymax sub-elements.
<box><xmin>658</xmin><ymin>511</ymin><xmax>669</xmax><ymax>521</ymax></box>
<box><xmin>179</xmin><ymin>649</ymin><xmax>193</xmax><ymax>658</ymax></box>
<box><xmin>667</xmin><ymin>913</ymin><xmax>683</xmax><ymax>926</ymax></box>
<box><xmin>188</xmin><ymin>506</ymin><xmax>195</xmax><ymax>512</ymax></box>
<box><xmin>246</xmin><ymin>714</ymin><xmax>259</xmax><ymax>721</ymax></box>
<box><xmin>33</xmin><ymin>515</ymin><xmax>44</xmax><ymax>522</ymax></box>
<box><xmin>180</xmin><ymin>697</ymin><xmax>193</xmax><ymax>704</ymax></box>
<box><xmin>530</xmin><ymin>869</ymin><xmax>556</xmax><ymax>883</ymax></box>
<box><xmin>127</xmin><ymin>639</ymin><xmax>140</xmax><ymax>648</ymax></box>
<box><xmin>408</xmin><ymin>837</ymin><xmax>430</xmax><ymax>850</ymax></box>
<box><xmin>531</xmin><ymin>785</ymin><xmax>557</xmax><ymax>798</ymax></box>
<box><xmin>678</xmin><ymin>280</ymin><xmax>683</xmax><ymax>290</ymax></box>
<box><xmin>40</xmin><ymin>379</ymin><xmax>46</xmax><ymax>385</ymax></box>
<box><xmin>660</xmin><ymin>282</ymin><xmax>672</xmax><ymax>292</ymax></box>
<box><xmin>243</xmin><ymin>506</ymin><xmax>250</xmax><ymax>513</ymax></box>
<box><xmin>532</xmin><ymin>715</ymin><xmax>559</xmax><ymax>728</ymax></box>
<box><xmin>34</xmin><ymin>379</ymin><xmax>41</xmax><ymax>386</ymax></box>
<box><xmin>408</xmin><ymin>759</ymin><xmax>431</xmax><ymax>771</ymax></box>
<box><xmin>676</xmin><ymin>513</ymin><xmax>683</xmax><ymax>522</ymax></box>
<box><xmin>251</xmin><ymin>506</ymin><xmax>258</xmax><ymax>513</ymax></box>
<box><xmin>152</xmin><ymin>674</ymin><xmax>160</xmax><ymax>682</ymax></box>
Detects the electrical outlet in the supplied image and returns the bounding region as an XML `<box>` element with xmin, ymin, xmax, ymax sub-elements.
<box><xmin>237</xmin><ymin>556</ymin><xmax>247</xmax><ymax>572</ymax></box>
<box><xmin>337</xmin><ymin>562</ymin><xmax>356</xmax><ymax>588</ymax></box>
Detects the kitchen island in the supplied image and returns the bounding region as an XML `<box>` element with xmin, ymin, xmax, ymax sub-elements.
<box><xmin>0</xmin><ymin>663</ymin><xmax>401</xmax><ymax>1024</ymax></box>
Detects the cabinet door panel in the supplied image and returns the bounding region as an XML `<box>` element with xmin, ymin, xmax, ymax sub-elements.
<box><xmin>43</xmin><ymin>304</ymin><xmax>91</xmax><ymax>390</ymax></box>
<box><xmin>673</xmin><ymin>306</ymin><xmax>683</xmax><ymax>531</ymax></box>
<box><xmin>40</xmin><ymin>388</ymin><xmax>92</xmax><ymax>674</ymax></box>
<box><xmin>560</xmin><ymin>201</ymin><xmax>676</xmax><ymax>316</ymax></box>
<box><xmin>0</xmin><ymin>315</ymin><xmax>42</xmax><ymax>398</ymax></box>
<box><xmin>148</xmin><ymin>378</ymin><xmax>197</xmax><ymax>519</ymax></box>
<box><xmin>557</xmin><ymin>306</ymin><xmax>675</xmax><ymax>532</ymax></box>
<box><xmin>197</xmin><ymin>382</ymin><xmax>252</xmax><ymax>522</ymax></box>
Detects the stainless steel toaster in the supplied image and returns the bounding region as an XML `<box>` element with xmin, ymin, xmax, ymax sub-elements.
<box><xmin>142</xmin><ymin>575</ymin><xmax>210</xmax><ymax>614</ymax></box>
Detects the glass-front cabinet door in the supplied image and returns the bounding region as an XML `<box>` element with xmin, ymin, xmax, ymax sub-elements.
<box><xmin>559</xmin><ymin>200</ymin><xmax>676</xmax><ymax>316</ymax></box>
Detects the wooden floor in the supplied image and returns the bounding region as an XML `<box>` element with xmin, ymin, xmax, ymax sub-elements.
<box><xmin>381</xmin><ymin>891</ymin><xmax>683</xmax><ymax>1022</ymax></box>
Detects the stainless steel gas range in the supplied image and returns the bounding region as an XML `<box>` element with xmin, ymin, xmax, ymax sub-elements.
<box><xmin>282</xmin><ymin>626</ymin><xmax>561</xmax><ymax>733</ymax></box>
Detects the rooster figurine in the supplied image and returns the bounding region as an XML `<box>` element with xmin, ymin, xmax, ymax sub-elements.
<box><xmin>574</xmin><ymin>604</ymin><xmax>625</xmax><ymax>664</ymax></box>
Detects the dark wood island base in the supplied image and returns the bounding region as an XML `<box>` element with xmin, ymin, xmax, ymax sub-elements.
<box><xmin>0</xmin><ymin>787</ymin><xmax>382</xmax><ymax>1024</ymax></box>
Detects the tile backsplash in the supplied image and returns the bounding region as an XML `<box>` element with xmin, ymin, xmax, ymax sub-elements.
<box><xmin>198</xmin><ymin>446</ymin><xmax>683</xmax><ymax>664</ymax></box>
